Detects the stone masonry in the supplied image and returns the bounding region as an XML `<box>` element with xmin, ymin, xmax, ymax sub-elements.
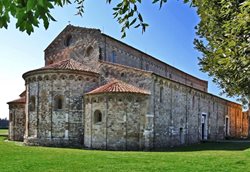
<box><xmin>7</xmin><ymin>25</ymin><xmax>249</xmax><ymax>150</ymax></box>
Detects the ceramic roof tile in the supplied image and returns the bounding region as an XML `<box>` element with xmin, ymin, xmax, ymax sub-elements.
<box><xmin>7</xmin><ymin>97</ymin><xmax>26</xmax><ymax>104</ymax></box>
<box><xmin>86</xmin><ymin>79</ymin><xmax>150</xmax><ymax>95</ymax></box>
<box><xmin>19</xmin><ymin>90</ymin><xmax>26</xmax><ymax>97</ymax></box>
<box><xmin>41</xmin><ymin>59</ymin><xmax>97</xmax><ymax>73</ymax></box>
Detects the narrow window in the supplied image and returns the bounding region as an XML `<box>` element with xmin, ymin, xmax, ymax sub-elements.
<box><xmin>99</xmin><ymin>47</ymin><xmax>102</xmax><ymax>60</ymax></box>
<box><xmin>86</xmin><ymin>46</ymin><xmax>94</xmax><ymax>57</ymax></box>
<box><xmin>29</xmin><ymin>96</ymin><xmax>36</xmax><ymax>112</ymax></box>
<box><xmin>65</xmin><ymin>35</ymin><xmax>72</xmax><ymax>47</ymax></box>
<box><xmin>94</xmin><ymin>110</ymin><xmax>102</xmax><ymax>123</ymax></box>
<box><xmin>192</xmin><ymin>96</ymin><xmax>195</xmax><ymax>109</ymax></box>
<box><xmin>47</xmin><ymin>60</ymin><xmax>53</xmax><ymax>65</ymax></box>
<box><xmin>169</xmin><ymin>73</ymin><xmax>172</xmax><ymax>78</ymax></box>
<box><xmin>160</xmin><ymin>87</ymin><xmax>163</xmax><ymax>103</ymax></box>
<box><xmin>111</xmin><ymin>50</ymin><xmax>116</xmax><ymax>63</ymax></box>
<box><xmin>58</xmin><ymin>98</ymin><xmax>63</xmax><ymax>109</ymax></box>
<box><xmin>54</xmin><ymin>95</ymin><xmax>64</xmax><ymax>110</ymax></box>
<box><xmin>225</xmin><ymin>117</ymin><xmax>229</xmax><ymax>136</ymax></box>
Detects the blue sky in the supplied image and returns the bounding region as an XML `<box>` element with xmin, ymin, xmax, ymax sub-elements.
<box><xmin>0</xmin><ymin>0</ymin><xmax>237</xmax><ymax>119</ymax></box>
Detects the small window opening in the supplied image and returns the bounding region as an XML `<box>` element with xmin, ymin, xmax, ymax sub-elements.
<box><xmin>105</xmin><ymin>71</ymin><xmax>109</xmax><ymax>77</ymax></box>
<box><xmin>111</xmin><ymin>50</ymin><xmax>116</xmax><ymax>63</ymax></box>
<box><xmin>48</xmin><ymin>60</ymin><xmax>53</xmax><ymax>65</ymax></box>
<box><xmin>29</xmin><ymin>96</ymin><xmax>36</xmax><ymax>112</ymax></box>
<box><xmin>192</xmin><ymin>96</ymin><xmax>195</xmax><ymax>109</ymax></box>
<box><xmin>65</xmin><ymin>35</ymin><xmax>72</xmax><ymax>47</ymax></box>
<box><xmin>94</xmin><ymin>110</ymin><xmax>102</xmax><ymax>123</ymax></box>
<box><xmin>160</xmin><ymin>87</ymin><xmax>163</xmax><ymax>103</ymax></box>
<box><xmin>86</xmin><ymin>46</ymin><xmax>94</xmax><ymax>57</ymax></box>
<box><xmin>54</xmin><ymin>95</ymin><xmax>64</xmax><ymax>110</ymax></box>
<box><xmin>99</xmin><ymin>47</ymin><xmax>103</xmax><ymax>60</ymax></box>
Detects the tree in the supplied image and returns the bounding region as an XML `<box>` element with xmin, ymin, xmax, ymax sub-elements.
<box><xmin>192</xmin><ymin>0</ymin><xmax>250</xmax><ymax>107</ymax></box>
<box><xmin>0</xmin><ymin>0</ymin><xmax>249</xmax><ymax>106</ymax></box>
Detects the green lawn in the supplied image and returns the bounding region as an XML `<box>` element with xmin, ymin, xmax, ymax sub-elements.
<box><xmin>0</xmin><ymin>129</ymin><xmax>8</xmax><ymax>135</ymax></box>
<box><xmin>1</xmin><ymin>136</ymin><xmax>250</xmax><ymax>172</ymax></box>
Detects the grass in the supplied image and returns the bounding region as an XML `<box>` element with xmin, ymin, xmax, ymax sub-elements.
<box><xmin>0</xmin><ymin>129</ymin><xmax>8</xmax><ymax>135</ymax></box>
<box><xmin>1</xmin><ymin>136</ymin><xmax>250</xmax><ymax>172</ymax></box>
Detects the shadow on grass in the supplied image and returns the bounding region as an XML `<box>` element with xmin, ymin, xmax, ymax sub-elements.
<box><xmin>157</xmin><ymin>141</ymin><xmax>250</xmax><ymax>152</ymax></box>
<box><xmin>1</xmin><ymin>135</ymin><xmax>250</xmax><ymax>152</ymax></box>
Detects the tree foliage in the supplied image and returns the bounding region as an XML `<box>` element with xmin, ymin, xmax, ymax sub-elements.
<box><xmin>0</xmin><ymin>0</ymin><xmax>85</xmax><ymax>34</ymax></box>
<box><xmin>0</xmin><ymin>0</ymin><xmax>249</xmax><ymax>105</ymax></box>
<box><xmin>192</xmin><ymin>0</ymin><xmax>250</xmax><ymax>105</ymax></box>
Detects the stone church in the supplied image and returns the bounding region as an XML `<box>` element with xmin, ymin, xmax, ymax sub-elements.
<box><xmin>8</xmin><ymin>25</ymin><xmax>249</xmax><ymax>150</ymax></box>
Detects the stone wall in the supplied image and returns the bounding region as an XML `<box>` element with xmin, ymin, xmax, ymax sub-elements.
<box><xmin>44</xmin><ymin>25</ymin><xmax>102</xmax><ymax>71</ymax></box>
<box><xmin>99</xmin><ymin>34</ymin><xmax>208</xmax><ymax>92</ymax></box>
<box><xmin>8</xmin><ymin>104</ymin><xmax>25</xmax><ymax>141</ymax></box>
<box><xmin>44</xmin><ymin>25</ymin><xmax>208</xmax><ymax>92</ymax></box>
<box><xmin>84</xmin><ymin>93</ymin><xmax>149</xmax><ymax>150</ymax></box>
<box><xmin>23</xmin><ymin>70</ymin><xmax>99</xmax><ymax>147</ymax></box>
<box><xmin>9</xmin><ymin>24</ymin><xmax>247</xmax><ymax>150</ymax></box>
<box><xmin>150</xmin><ymin>74</ymin><xmax>244</xmax><ymax>149</ymax></box>
<box><xmin>95</xmin><ymin>62</ymin><xmax>246</xmax><ymax>149</ymax></box>
<box><xmin>99</xmin><ymin>61</ymin><xmax>153</xmax><ymax>91</ymax></box>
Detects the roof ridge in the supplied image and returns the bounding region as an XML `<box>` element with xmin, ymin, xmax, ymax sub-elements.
<box><xmin>24</xmin><ymin>58</ymin><xmax>99</xmax><ymax>75</ymax></box>
<box><xmin>7</xmin><ymin>97</ymin><xmax>26</xmax><ymax>104</ymax></box>
<box><xmin>86</xmin><ymin>79</ymin><xmax>150</xmax><ymax>95</ymax></box>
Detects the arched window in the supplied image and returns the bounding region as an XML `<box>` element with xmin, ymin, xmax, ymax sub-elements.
<box><xmin>29</xmin><ymin>96</ymin><xmax>36</xmax><ymax>112</ymax></box>
<box><xmin>94</xmin><ymin>110</ymin><xmax>102</xmax><ymax>124</ymax></box>
<box><xmin>86</xmin><ymin>46</ymin><xmax>94</xmax><ymax>57</ymax></box>
<box><xmin>65</xmin><ymin>34</ymin><xmax>72</xmax><ymax>47</ymax></box>
<box><xmin>47</xmin><ymin>60</ymin><xmax>53</xmax><ymax>65</ymax></box>
<box><xmin>54</xmin><ymin>95</ymin><xmax>64</xmax><ymax>110</ymax></box>
<box><xmin>160</xmin><ymin>87</ymin><xmax>163</xmax><ymax>103</ymax></box>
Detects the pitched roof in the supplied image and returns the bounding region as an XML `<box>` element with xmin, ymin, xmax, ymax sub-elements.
<box><xmin>41</xmin><ymin>59</ymin><xmax>97</xmax><ymax>73</ymax></box>
<box><xmin>7</xmin><ymin>97</ymin><xmax>26</xmax><ymax>104</ymax></box>
<box><xmin>86</xmin><ymin>79</ymin><xmax>150</xmax><ymax>95</ymax></box>
<box><xmin>19</xmin><ymin>90</ymin><xmax>26</xmax><ymax>97</ymax></box>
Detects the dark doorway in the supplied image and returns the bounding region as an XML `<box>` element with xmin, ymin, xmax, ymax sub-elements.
<box><xmin>201</xmin><ymin>114</ymin><xmax>207</xmax><ymax>140</ymax></box>
<box><xmin>225</xmin><ymin>117</ymin><xmax>229</xmax><ymax>136</ymax></box>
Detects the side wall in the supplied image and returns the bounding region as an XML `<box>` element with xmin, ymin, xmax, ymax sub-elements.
<box><xmin>99</xmin><ymin>61</ymin><xmax>153</xmax><ymax>92</ymax></box>
<box><xmin>8</xmin><ymin>104</ymin><xmax>25</xmax><ymax>141</ymax></box>
<box><xmin>99</xmin><ymin>35</ymin><xmax>208</xmax><ymax>92</ymax></box>
<box><xmin>152</xmin><ymin>75</ymin><xmax>244</xmax><ymax>149</ymax></box>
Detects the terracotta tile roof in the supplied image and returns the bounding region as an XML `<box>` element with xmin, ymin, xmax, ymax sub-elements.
<box><xmin>41</xmin><ymin>59</ymin><xmax>97</xmax><ymax>73</ymax></box>
<box><xmin>19</xmin><ymin>90</ymin><xmax>26</xmax><ymax>97</ymax></box>
<box><xmin>7</xmin><ymin>97</ymin><xmax>26</xmax><ymax>104</ymax></box>
<box><xmin>86</xmin><ymin>79</ymin><xmax>150</xmax><ymax>95</ymax></box>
